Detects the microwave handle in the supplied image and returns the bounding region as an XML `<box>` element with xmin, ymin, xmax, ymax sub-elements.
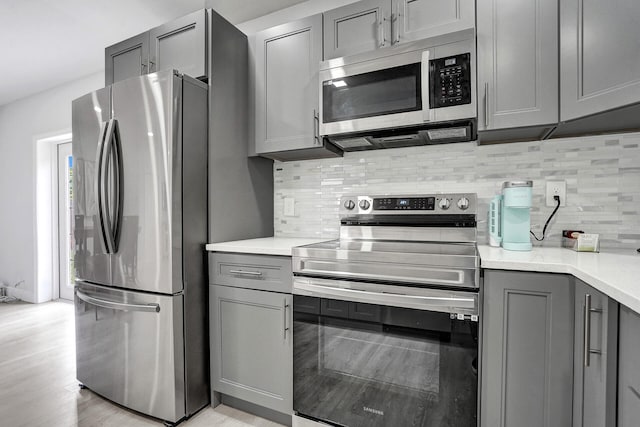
<box><xmin>421</xmin><ymin>50</ymin><xmax>432</xmax><ymax>122</ymax></box>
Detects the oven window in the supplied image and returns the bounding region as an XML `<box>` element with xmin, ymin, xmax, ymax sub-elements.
<box><xmin>322</xmin><ymin>63</ymin><xmax>422</xmax><ymax>123</ymax></box>
<box><xmin>294</xmin><ymin>296</ymin><xmax>478</xmax><ymax>427</ymax></box>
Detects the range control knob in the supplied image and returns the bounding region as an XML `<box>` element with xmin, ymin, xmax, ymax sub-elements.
<box><xmin>438</xmin><ymin>198</ymin><xmax>451</xmax><ymax>210</ymax></box>
<box><xmin>343</xmin><ymin>199</ymin><xmax>356</xmax><ymax>210</ymax></box>
<box><xmin>359</xmin><ymin>199</ymin><xmax>371</xmax><ymax>210</ymax></box>
<box><xmin>457</xmin><ymin>197</ymin><xmax>470</xmax><ymax>210</ymax></box>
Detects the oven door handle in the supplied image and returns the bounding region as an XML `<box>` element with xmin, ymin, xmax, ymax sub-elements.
<box><xmin>293</xmin><ymin>278</ymin><xmax>477</xmax><ymax>315</ymax></box>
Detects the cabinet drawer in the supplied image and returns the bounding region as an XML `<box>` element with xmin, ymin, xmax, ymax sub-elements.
<box><xmin>210</xmin><ymin>253</ymin><xmax>292</xmax><ymax>293</ymax></box>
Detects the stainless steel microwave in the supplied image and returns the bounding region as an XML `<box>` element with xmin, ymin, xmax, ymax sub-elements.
<box><xmin>319</xmin><ymin>29</ymin><xmax>477</xmax><ymax>150</ymax></box>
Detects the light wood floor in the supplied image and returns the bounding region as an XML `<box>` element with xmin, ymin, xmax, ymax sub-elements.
<box><xmin>0</xmin><ymin>301</ymin><xmax>283</xmax><ymax>427</ymax></box>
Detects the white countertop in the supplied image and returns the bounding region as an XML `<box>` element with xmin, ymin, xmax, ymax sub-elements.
<box><xmin>205</xmin><ymin>237</ymin><xmax>330</xmax><ymax>257</ymax></box>
<box><xmin>478</xmin><ymin>245</ymin><xmax>640</xmax><ymax>314</ymax></box>
<box><xmin>206</xmin><ymin>237</ymin><xmax>640</xmax><ymax>313</ymax></box>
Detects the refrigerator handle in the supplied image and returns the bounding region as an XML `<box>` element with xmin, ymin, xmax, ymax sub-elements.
<box><xmin>76</xmin><ymin>290</ymin><xmax>161</xmax><ymax>313</ymax></box>
<box><xmin>109</xmin><ymin>119</ymin><xmax>123</xmax><ymax>253</ymax></box>
<box><xmin>101</xmin><ymin>119</ymin><xmax>117</xmax><ymax>254</ymax></box>
<box><xmin>95</xmin><ymin>120</ymin><xmax>112</xmax><ymax>254</ymax></box>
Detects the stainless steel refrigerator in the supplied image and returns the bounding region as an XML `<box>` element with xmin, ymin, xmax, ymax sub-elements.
<box><xmin>71</xmin><ymin>70</ymin><xmax>209</xmax><ymax>424</ymax></box>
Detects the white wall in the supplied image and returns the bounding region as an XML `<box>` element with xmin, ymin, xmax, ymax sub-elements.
<box><xmin>0</xmin><ymin>0</ymin><xmax>352</xmax><ymax>304</ymax></box>
<box><xmin>0</xmin><ymin>71</ymin><xmax>103</xmax><ymax>302</ymax></box>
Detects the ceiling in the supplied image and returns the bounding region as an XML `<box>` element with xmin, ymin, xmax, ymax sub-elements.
<box><xmin>0</xmin><ymin>0</ymin><xmax>307</xmax><ymax>107</ymax></box>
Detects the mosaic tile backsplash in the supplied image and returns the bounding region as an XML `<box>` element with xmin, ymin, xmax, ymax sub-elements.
<box><xmin>274</xmin><ymin>132</ymin><xmax>640</xmax><ymax>250</ymax></box>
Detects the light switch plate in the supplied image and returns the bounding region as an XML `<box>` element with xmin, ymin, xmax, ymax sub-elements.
<box><xmin>284</xmin><ymin>197</ymin><xmax>295</xmax><ymax>216</ymax></box>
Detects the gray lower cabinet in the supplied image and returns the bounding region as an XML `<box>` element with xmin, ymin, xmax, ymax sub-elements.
<box><xmin>560</xmin><ymin>0</ymin><xmax>640</xmax><ymax>122</ymax></box>
<box><xmin>254</xmin><ymin>15</ymin><xmax>324</xmax><ymax>156</ymax></box>
<box><xmin>617</xmin><ymin>305</ymin><xmax>640</xmax><ymax>427</ymax></box>
<box><xmin>323</xmin><ymin>0</ymin><xmax>474</xmax><ymax>60</ymax></box>
<box><xmin>105</xmin><ymin>9</ymin><xmax>206</xmax><ymax>86</ymax></box>
<box><xmin>210</xmin><ymin>284</ymin><xmax>293</xmax><ymax>415</ymax></box>
<box><xmin>481</xmin><ymin>270</ymin><xmax>574</xmax><ymax>427</ymax></box>
<box><xmin>476</xmin><ymin>0</ymin><xmax>558</xmax><ymax>137</ymax></box>
<box><xmin>573</xmin><ymin>280</ymin><xmax>618</xmax><ymax>427</ymax></box>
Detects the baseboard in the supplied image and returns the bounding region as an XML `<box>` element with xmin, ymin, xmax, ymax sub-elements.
<box><xmin>220</xmin><ymin>394</ymin><xmax>292</xmax><ymax>426</ymax></box>
<box><xmin>292</xmin><ymin>414</ymin><xmax>332</xmax><ymax>427</ymax></box>
<box><xmin>1</xmin><ymin>285</ymin><xmax>34</xmax><ymax>303</ymax></box>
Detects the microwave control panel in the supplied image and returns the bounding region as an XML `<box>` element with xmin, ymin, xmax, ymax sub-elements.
<box><xmin>429</xmin><ymin>53</ymin><xmax>472</xmax><ymax>108</ymax></box>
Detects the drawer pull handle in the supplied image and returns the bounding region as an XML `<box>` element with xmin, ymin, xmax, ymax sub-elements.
<box><xmin>583</xmin><ymin>293</ymin><xmax>603</xmax><ymax>367</ymax></box>
<box><xmin>229</xmin><ymin>269</ymin><xmax>263</xmax><ymax>277</ymax></box>
<box><xmin>283</xmin><ymin>299</ymin><xmax>290</xmax><ymax>340</ymax></box>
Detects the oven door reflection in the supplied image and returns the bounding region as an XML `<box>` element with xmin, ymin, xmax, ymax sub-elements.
<box><xmin>293</xmin><ymin>296</ymin><xmax>478</xmax><ymax>427</ymax></box>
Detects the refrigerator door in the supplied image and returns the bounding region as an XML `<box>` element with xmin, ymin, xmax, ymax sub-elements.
<box><xmin>75</xmin><ymin>281</ymin><xmax>186</xmax><ymax>422</ymax></box>
<box><xmin>72</xmin><ymin>88</ymin><xmax>113</xmax><ymax>285</ymax></box>
<box><xmin>110</xmin><ymin>71</ymin><xmax>183</xmax><ymax>294</ymax></box>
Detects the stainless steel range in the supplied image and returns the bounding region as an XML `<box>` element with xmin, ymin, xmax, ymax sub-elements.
<box><xmin>291</xmin><ymin>193</ymin><xmax>480</xmax><ymax>427</ymax></box>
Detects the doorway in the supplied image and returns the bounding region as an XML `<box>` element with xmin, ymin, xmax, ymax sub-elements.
<box><xmin>57</xmin><ymin>143</ymin><xmax>74</xmax><ymax>300</ymax></box>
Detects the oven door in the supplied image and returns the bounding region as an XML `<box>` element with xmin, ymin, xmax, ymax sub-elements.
<box><xmin>319</xmin><ymin>48</ymin><xmax>431</xmax><ymax>136</ymax></box>
<box><xmin>293</xmin><ymin>277</ymin><xmax>478</xmax><ymax>427</ymax></box>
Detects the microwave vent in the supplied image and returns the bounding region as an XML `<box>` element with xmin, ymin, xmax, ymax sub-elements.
<box><xmin>332</xmin><ymin>137</ymin><xmax>373</xmax><ymax>149</ymax></box>
<box><xmin>423</xmin><ymin>125</ymin><xmax>472</xmax><ymax>144</ymax></box>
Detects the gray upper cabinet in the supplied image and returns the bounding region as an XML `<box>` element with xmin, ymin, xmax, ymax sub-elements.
<box><xmin>560</xmin><ymin>0</ymin><xmax>640</xmax><ymax>122</ymax></box>
<box><xmin>476</xmin><ymin>0</ymin><xmax>558</xmax><ymax>133</ymax></box>
<box><xmin>572</xmin><ymin>281</ymin><xmax>618</xmax><ymax>427</ymax></box>
<box><xmin>106</xmin><ymin>10</ymin><xmax>207</xmax><ymax>86</ymax></box>
<box><xmin>618</xmin><ymin>305</ymin><xmax>640</xmax><ymax>427</ymax></box>
<box><xmin>210</xmin><ymin>284</ymin><xmax>293</xmax><ymax>415</ymax></box>
<box><xmin>323</xmin><ymin>0</ymin><xmax>390</xmax><ymax>60</ymax></box>
<box><xmin>149</xmin><ymin>10</ymin><xmax>206</xmax><ymax>78</ymax></box>
<box><xmin>392</xmin><ymin>0</ymin><xmax>475</xmax><ymax>45</ymax></box>
<box><xmin>323</xmin><ymin>0</ymin><xmax>474</xmax><ymax>60</ymax></box>
<box><xmin>481</xmin><ymin>270</ymin><xmax>574</xmax><ymax>427</ymax></box>
<box><xmin>105</xmin><ymin>33</ymin><xmax>149</xmax><ymax>86</ymax></box>
<box><xmin>254</xmin><ymin>14</ymin><xmax>324</xmax><ymax>155</ymax></box>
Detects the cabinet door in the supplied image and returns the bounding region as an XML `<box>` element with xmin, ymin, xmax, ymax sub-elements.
<box><xmin>481</xmin><ymin>270</ymin><xmax>574</xmax><ymax>427</ymax></box>
<box><xmin>149</xmin><ymin>10</ymin><xmax>206</xmax><ymax>79</ymax></box>
<box><xmin>210</xmin><ymin>285</ymin><xmax>292</xmax><ymax>414</ymax></box>
<box><xmin>255</xmin><ymin>15</ymin><xmax>323</xmax><ymax>154</ymax></box>
<box><xmin>323</xmin><ymin>0</ymin><xmax>391</xmax><ymax>60</ymax></box>
<box><xmin>573</xmin><ymin>281</ymin><xmax>618</xmax><ymax>427</ymax></box>
<box><xmin>105</xmin><ymin>32</ymin><xmax>149</xmax><ymax>86</ymax></box>
<box><xmin>391</xmin><ymin>0</ymin><xmax>475</xmax><ymax>45</ymax></box>
<box><xmin>618</xmin><ymin>305</ymin><xmax>640</xmax><ymax>427</ymax></box>
<box><xmin>561</xmin><ymin>0</ymin><xmax>640</xmax><ymax>122</ymax></box>
<box><xmin>477</xmin><ymin>0</ymin><xmax>558</xmax><ymax>131</ymax></box>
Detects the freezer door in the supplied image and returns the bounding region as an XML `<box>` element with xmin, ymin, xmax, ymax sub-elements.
<box><xmin>110</xmin><ymin>71</ymin><xmax>183</xmax><ymax>294</ymax></box>
<box><xmin>72</xmin><ymin>88</ymin><xmax>112</xmax><ymax>285</ymax></box>
<box><xmin>75</xmin><ymin>281</ymin><xmax>186</xmax><ymax>422</ymax></box>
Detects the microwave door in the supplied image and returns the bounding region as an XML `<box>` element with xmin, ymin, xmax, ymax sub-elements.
<box><xmin>320</xmin><ymin>56</ymin><xmax>428</xmax><ymax>136</ymax></box>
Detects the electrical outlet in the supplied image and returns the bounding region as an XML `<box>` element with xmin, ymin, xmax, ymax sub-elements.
<box><xmin>545</xmin><ymin>181</ymin><xmax>566</xmax><ymax>207</ymax></box>
<box><xmin>283</xmin><ymin>197</ymin><xmax>295</xmax><ymax>216</ymax></box>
